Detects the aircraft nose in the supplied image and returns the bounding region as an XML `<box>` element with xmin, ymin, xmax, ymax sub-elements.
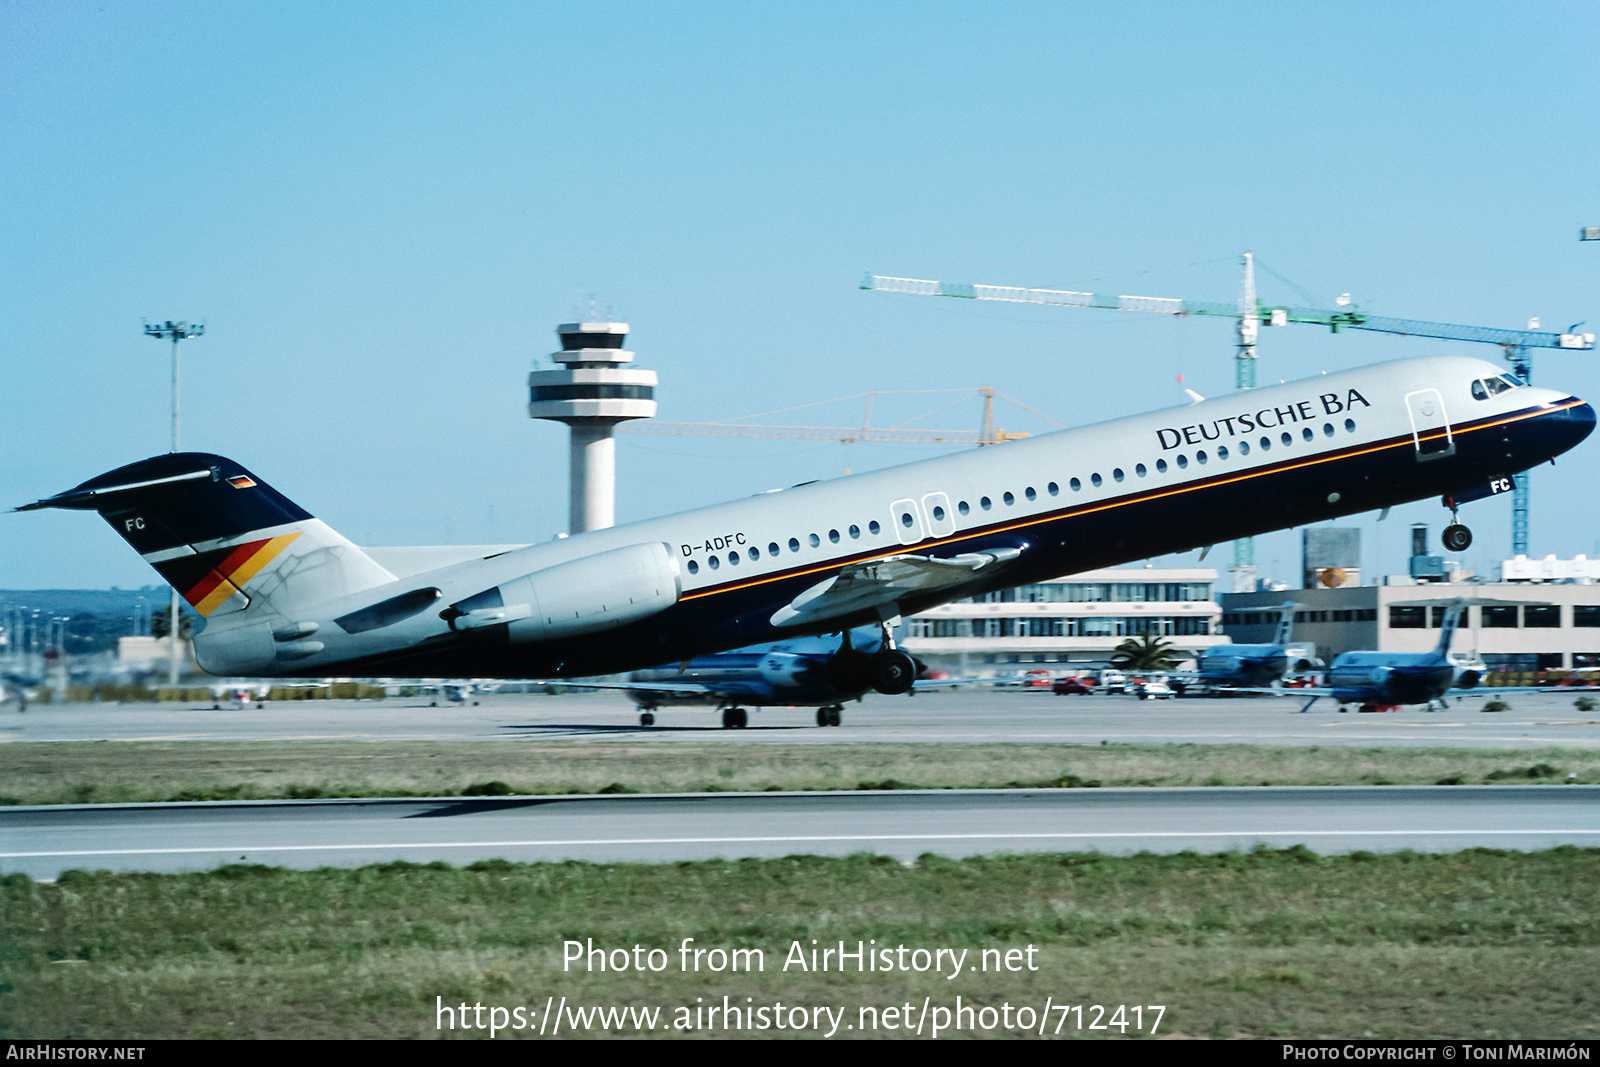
<box><xmin>1551</xmin><ymin>398</ymin><xmax>1597</xmax><ymax>456</ymax></box>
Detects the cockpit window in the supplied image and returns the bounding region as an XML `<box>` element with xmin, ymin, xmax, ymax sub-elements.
<box><xmin>1473</xmin><ymin>376</ymin><xmax>1520</xmax><ymax>400</ymax></box>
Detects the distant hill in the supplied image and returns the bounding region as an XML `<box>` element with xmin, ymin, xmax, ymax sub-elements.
<box><xmin>0</xmin><ymin>587</ymin><xmax>168</xmax><ymax>617</ymax></box>
<box><xmin>0</xmin><ymin>588</ymin><xmax>171</xmax><ymax>655</ymax></box>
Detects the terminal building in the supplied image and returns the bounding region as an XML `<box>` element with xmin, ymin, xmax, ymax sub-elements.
<box><xmin>1218</xmin><ymin>526</ymin><xmax>1600</xmax><ymax>672</ymax></box>
<box><xmin>902</xmin><ymin>566</ymin><xmax>1224</xmax><ymax>677</ymax></box>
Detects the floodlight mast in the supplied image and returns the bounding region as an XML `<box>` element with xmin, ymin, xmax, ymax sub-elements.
<box><xmin>143</xmin><ymin>321</ymin><xmax>204</xmax><ymax>452</ymax></box>
<box><xmin>142</xmin><ymin>320</ymin><xmax>204</xmax><ymax>683</ymax></box>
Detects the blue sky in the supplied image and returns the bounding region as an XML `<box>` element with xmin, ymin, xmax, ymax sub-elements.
<box><xmin>3</xmin><ymin>0</ymin><xmax>1598</xmax><ymax>592</ymax></box>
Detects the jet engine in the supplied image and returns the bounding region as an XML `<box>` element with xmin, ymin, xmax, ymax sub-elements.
<box><xmin>758</xmin><ymin>652</ymin><xmax>822</xmax><ymax>690</ymax></box>
<box><xmin>442</xmin><ymin>541</ymin><xmax>681</xmax><ymax>643</ymax></box>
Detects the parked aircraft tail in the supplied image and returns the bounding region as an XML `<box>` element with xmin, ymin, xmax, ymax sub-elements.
<box><xmin>1432</xmin><ymin>598</ymin><xmax>1468</xmax><ymax>659</ymax></box>
<box><xmin>1272</xmin><ymin>601</ymin><xmax>1297</xmax><ymax>648</ymax></box>
<box><xmin>17</xmin><ymin>452</ymin><xmax>395</xmax><ymax>624</ymax></box>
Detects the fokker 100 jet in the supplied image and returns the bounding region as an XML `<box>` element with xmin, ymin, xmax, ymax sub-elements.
<box><xmin>17</xmin><ymin>357</ymin><xmax>1594</xmax><ymax>696</ymax></box>
<box><xmin>1196</xmin><ymin>601</ymin><xmax>1319</xmax><ymax>688</ymax></box>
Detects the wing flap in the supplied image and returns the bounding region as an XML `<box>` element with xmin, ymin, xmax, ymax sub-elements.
<box><xmin>770</xmin><ymin>547</ymin><xmax>1021</xmax><ymax>628</ymax></box>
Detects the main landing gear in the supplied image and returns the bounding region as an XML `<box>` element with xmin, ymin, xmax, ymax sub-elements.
<box><xmin>816</xmin><ymin>704</ymin><xmax>843</xmax><ymax>727</ymax></box>
<box><xmin>720</xmin><ymin>706</ymin><xmax>748</xmax><ymax>729</ymax></box>
<box><xmin>825</xmin><ymin>620</ymin><xmax>918</xmax><ymax>696</ymax></box>
<box><xmin>638</xmin><ymin>709</ymin><xmax>655</xmax><ymax>726</ymax></box>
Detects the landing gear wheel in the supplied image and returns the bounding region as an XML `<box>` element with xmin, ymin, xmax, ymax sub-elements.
<box><xmin>817</xmin><ymin>707</ymin><xmax>829</xmax><ymax>727</ymax></box>
<box><xmin>817</xmin><ymin>704</ymin><xmax>843</xmax><ymax>727</ymax></box>
<box><xmin>1443</xmin><ymin>524</ymin><xmax>1472</xmax><ymax>552</ymax></box>
<box><xmin>640</xmin><ymin>711</ymin><xmax>655</xmax><ymax>727</ymax></box>
<box><xmin>871</xmin><ymin>650</ymin><xmax>917</xmax><ymax>695</ymax></box>
<box><xmin>722</xmin><ymin>707</ymin><xmax>747</xmax><ymax>729</ymax></box>
<box><xmin>827</xmin><ymin>649</ymin><xmax>874</xmax><ymax>693</ymax></box>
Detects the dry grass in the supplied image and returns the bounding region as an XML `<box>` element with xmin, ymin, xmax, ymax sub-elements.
<box><xmin>1</xmin><ymin>740</ymin><xmax>1598</xmax><ymax>805</ymax></box>
<box><xmin>3</xmin><ymin>849</ymin><xmax>1597</xmax><ymax>1039</ymax></box>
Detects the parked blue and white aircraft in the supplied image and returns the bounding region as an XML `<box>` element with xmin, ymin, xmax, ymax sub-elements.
<box><xmin>590</xmin><ymin>624</ymin><xmax>891</xmax><ymax>728</ymax></box>
<box><xmin>17</xmin><ymin>357</ymin><xmax>1595</xmax><ymax>700</ymax></box>
<box><xmin>1295</xmin><ymin>597</ymin><xmax>1475</xmax><ymax>713</ymax></box>
<box><xmin>1197</xmin><ymin>601</ymin><xmax>1322</xmax><ymax>688</ymax></box>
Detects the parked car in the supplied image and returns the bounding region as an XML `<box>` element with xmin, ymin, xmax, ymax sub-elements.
<box><xmin>1133</xmin><ymin>680</ymin><xmax>1175</xmax><ymax>700</ymax></box>
<box><xmin>1052</xmin><ymin>677</ymin><xmax>1095</xmax><ymax>696</ymax></box>
<box><xmin>1023</xmin><ymin>669</ymin><xmax>1056</xmax><ymax>689</ymax></box>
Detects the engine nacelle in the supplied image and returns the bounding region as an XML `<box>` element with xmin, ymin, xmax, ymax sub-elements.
<box><xmin>758</xmin><ymin>652</ymin><xmax>821</xmax><ymax>689</ymax></box>
<box><xmin>444</xmin><ymin>541</ymin><xmax>681</xmax><ymax>643</ymax></box>
<box><xmin>1454</xmin><ymin>669</ymin><xmax>1481</xmax><ymax>690</ymax></box>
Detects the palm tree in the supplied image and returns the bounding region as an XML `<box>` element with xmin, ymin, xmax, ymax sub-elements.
<box><xmin>1110</xmin><ymin>633</ymin><xmax>1177</xmax><ymax>672</ymax></box>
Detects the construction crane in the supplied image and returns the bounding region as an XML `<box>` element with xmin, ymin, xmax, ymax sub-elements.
<box><xmin>618</xmin><ymin>387</ymin><xmax>1039</xmax><ymax>446</ymax></box>
<box><xmin>863</xmin><ymin>268</ymin><xmax>1596</xmax><ymax>559</ymax></box>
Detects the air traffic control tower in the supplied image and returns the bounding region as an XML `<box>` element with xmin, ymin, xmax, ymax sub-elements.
<box><xmin>528</xmin><ymin>322</ymin><xmax>657</xmax><ymax>534</ymax></box>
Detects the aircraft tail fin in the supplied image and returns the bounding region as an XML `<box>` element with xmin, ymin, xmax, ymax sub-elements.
<box><xmin>19</xmin><ymin>453</ymin><xmax>395</xmax><ymax>622</ymax></box>
<box><xmin>1273</xmin><ymin>601</ymin><xmax>1298</xmax><ymax>647</ymax></box>
<box><xmin>1433</xmin><ymin>598</ymin><xmax>1468</xmax><ymax>658</ymax></box>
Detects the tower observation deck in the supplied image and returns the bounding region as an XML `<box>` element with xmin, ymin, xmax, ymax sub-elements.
<box><xmin>528</xmin><ymin>322</ymin><xmax>657</xmax><ymax>534</ymax></box>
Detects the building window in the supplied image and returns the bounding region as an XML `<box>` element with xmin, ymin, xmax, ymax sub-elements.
<box><xmin>1389</xmin><ymin>607</ymin><xmax>1425</xmax><ymax>628</ymax></box>
<box><xmin>1575</xmin><ymin>606</ymin><xmax>1600</xmax><ymax>627</ymax></box>
<box><xmin>1525</xmin><ymin>605</ymin><xmax>1560</xmax><ymax>628</ymax></box>
<box><xmin>1484</xmin><ymin>606</ymin><xmax>1519</xmax><ymax>628</ymax></box>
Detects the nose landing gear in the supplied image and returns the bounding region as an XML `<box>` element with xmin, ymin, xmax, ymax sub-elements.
<box><xmin>1441</xmin><ymin>498</ymin><xmax>1472</xmax><ymax>552</ymax></box>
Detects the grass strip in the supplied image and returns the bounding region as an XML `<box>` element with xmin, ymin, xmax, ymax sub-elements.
<box><xmin>1</xmin><ymin>741</ymin><xmax>1598</xmax><ymax>806</ymax></box>
<box><xmin>2</xmin><ymin>847</ymin><xmax>1597</xmax><ymax>1039</ymax></box>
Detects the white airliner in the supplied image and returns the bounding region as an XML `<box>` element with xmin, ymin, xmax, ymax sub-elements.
<box><xmin>17</xmin><ymin>357</ymin><xmax>1594</xmax><ymax>692</ymax></box>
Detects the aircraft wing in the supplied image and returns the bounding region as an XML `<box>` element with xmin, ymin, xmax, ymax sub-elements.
<box><xmin>569</xmin><ymin>679</ymin><xmax>771</xmax><ymax>705</ymax></box>
<box><xmin>770</xmin><ymin>547</ymin><xmax>1022</xmax><ymax>628</ymax></box>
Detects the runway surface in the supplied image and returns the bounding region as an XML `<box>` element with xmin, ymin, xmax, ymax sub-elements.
<box><xmin>5</xmin><ymin>688</ymin><xmax>1600</xmax><ymax>748</ymax></box>
<box><xmin>3</xmin><ymin>785</ymin><xmax>1596</xmax><ymax>880</ymax></box>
